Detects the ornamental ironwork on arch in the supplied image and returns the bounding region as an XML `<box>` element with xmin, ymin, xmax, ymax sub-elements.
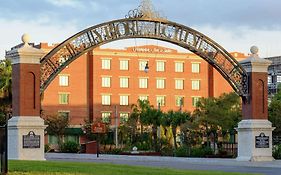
<box><xmin>40</xmin><ymin>17</ymin><xmax>248</xmax><ymax>98</ymax></box>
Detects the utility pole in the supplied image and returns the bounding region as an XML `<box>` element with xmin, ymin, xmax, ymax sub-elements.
<box><xmin>115</xmin><ymin>106</ymin><xmax>118</xmax><ymax>148</ymax></box>
<box><xmin>157</xmin><ymin>102</ymin><xmax>161</xmax><ymax>139</ymax></box>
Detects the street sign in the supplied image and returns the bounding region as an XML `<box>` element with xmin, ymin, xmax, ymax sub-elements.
<box><xmin>92</xmin><ymin>122</ymin><xmax>106</xmax><ymax>133</ymax></box>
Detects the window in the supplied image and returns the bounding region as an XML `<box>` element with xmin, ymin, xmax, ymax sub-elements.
<box><xmin>139</xmin><ymin>60</ymin><xmax>147</xmax><ymax>71</ymax></box>
<box><xmin>139</xmin><ymin>95</ymin><xmax>148</xmax><ymax>101</ymax></box>
<box><xmin>120</xmin><ymin>60</ymin><xmax>129</xmax><ymax>70</ymax></box>
<box><xmin>175</xmin><ymin>96</ymin><xmax>184</xmax><ymax>107</ymax></box>
<box><xmin>192</xmin><ymin>97</ymin><xmax>201</xmax><ymax>107</ymax></box>
<box><xmin>64</xmin><ymin>135</ymin><xmax>79</xmax><ymax>144</ymax></box>
<box><xmin>120</xmin><ymin>95</ymin><xmax>129</xmax><ymax>106</ymax></box>
<box><xmin>156</xmin><ymin>61</ymin><xmax>165</xmax><ymax>72</ymax></box>
<box><xmin>191</xmin><ymin>80</ymin><xmax>200</xmax><ymax>90</ymax></box>
<box><xmin>102</xmin><ymin>59</ymin><xmax>111</xmax><ymax>70</ymax></box>
<box><xmin>49</xmin><ymin>135</ymin><xmax>59</xmax><ymax>144</ymax></box>
<box><xmin>139</xmin><ymin>78</ymin><xmax>148</xmax><ymax>88</ymax></box>
<box><xmin>175</xmin><ymin>79</ymin><xmax>184</xmax><ymax>90</ymax></box>
<box><xmin>277</xmin><ymin>76</ymin><xmax>281</xmax><ymax>83</ymax></box>
<box><xmin>58</xmin><ymin>111</ymin><xmax>70</xmax><ymax>121</ymax></box>
<box><xmin>175</xmin><ymin>62</ymin><xmax>184</xmax><ymax>72</ymax></box>
<box><xmin>102</xmin><ymin>77</ymin><xmax>111</xmax><ymax>87</ymax></box>
<box><xmin>102</xmin><ymin>95</ymin><xmax>111</xmax><ymax>105</ymax></box>
<box><xmin>102</xmin><ymin>112</ymin><xmax>111</xmax><ymax>123</ymax></box>
<box><xmin>120</xmin><ymin>77</ymin><xmax>129</xmax><ymax>88</ymax></box>
<box><xmin>156</xmin><ymin>96</ymin><xmax>165</xmax><ymax>106</ymax></box>
<box><xmin>268</xmin><ymin>76</ymin><xmax>272</xmax><ymax>84</ymax></box>
<box><xmin>156</xmin><ymin>78</ymin><xmax>165</xmax><ymax>89</ymax></box>
<box><xmin>192</xmin><ymin>63</ymin><xmax>200</xmax><ymax>73</ymax></box>
<box><xmin>59</xmin><ymin>93</ymin><xmax>69</xmax><ymax>104</ymax></box>
<box><xmin>120</xmin><ymin>112</ymin><xmax>129</xmax><ymax>124</ymax></box>
<box><xmin>59</xmin><ymin>75</ymin><xmax>69</xmax><ymax>86</ymax></box>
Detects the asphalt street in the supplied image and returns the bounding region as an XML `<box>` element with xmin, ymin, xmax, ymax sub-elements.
<box><xmin>45</xmin><ymin>153</ymin><xmax>281</xmax><ymax>175</ymax></box>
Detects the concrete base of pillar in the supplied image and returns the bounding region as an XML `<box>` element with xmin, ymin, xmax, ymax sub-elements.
<box><xmin>236</xmin><ymin>120</ymin><xmax>275</xmax><ymax>161</ymax></box>
<box><xmin>8</xmin><ymin>116</ymin><xmax>46</xmax><ymax>160</ymax></box>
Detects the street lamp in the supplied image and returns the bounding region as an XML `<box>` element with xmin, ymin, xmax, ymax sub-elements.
<box><xmin>144</xmin><ymin>62</ymin><xmax>149</xmax><ymax>73</ymax></box>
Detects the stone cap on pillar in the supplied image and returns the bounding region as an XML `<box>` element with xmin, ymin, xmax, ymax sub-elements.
<box><xmin>5</xmin><ymin>34</ymin><xmax>45</xmax><ymax>65</ymax></box>
<box><xmin>239</xmin><ymin>46</ymin><xmax>272</xmax><ymax>73</ymax></box>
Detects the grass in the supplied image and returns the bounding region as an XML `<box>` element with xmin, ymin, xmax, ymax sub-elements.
<box><xmin>8</xmin><ymin>160</ymin><xmax>260</xmax><ymax>175</ymax></box>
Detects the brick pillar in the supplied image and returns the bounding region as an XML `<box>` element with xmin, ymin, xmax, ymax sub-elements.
<box><xmin>236</xmin><ymin>46</ymin><xmax>274</xmax><ymax>161</ymax></box>
<box><xmin>5</xmin><ymin>34</ymin><xmax>46</xmax><ymax>160</ymax></box>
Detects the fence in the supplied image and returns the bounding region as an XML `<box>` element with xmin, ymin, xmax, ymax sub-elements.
<box><xmin>0</xmin><ymin>124</ymin><xmax>7</xmax><ymax>175</ymax></box>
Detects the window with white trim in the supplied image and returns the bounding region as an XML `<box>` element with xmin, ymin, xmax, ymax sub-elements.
<box><xmin>120</xmin><ymin>95</ymin><xmax>129</xmax><ymax>106</ymax></box>
<box><xmin>59</xmin><ymin>75</ymin><xmax>69</xmax><ymax>86</ymax></box>
<box><xmin>59</xmin><ymin>93</ymin><xmax>69</xmax><ymax>104</ymax></box>
<box><xmin>120</xmin><ymin>112</ymin><xmax>129</xmax><ymax>124</ymax></box>
<box><xmin>102</xmin><ymin>77</ymin><xmax>111</xmax><ymax>87</ymax></box>
<box><xmin>120</xmin><ymin>60</ymin><xmax>129</xmax><ymax>70</ymax></box>
<box><xmin>102</xmin><ymin>95</ymin><xmax>111</xmax><ymax>105</ymax></box>
<box><xmin>139</xmin><ymin>95</ymin><xmax>148</xmax><ymax>101</ymax></box>
<box><xmin>120</xmin><ymin>77</ymin><xmax>129</xmax><ymax>88</ymax></box>
<box><xmin>139</xmin><ymin>60</ymin><xmax>147</xmax><ymax>71</ymax></box>
<box><xmin>192</xmin><ymin>97</ymin><xmax>201</xmax><ymax>107</ymax></box>
<box><xmin>139</xmin><ymin>78</ymin><xmax>148</xmax><ymax>88</ymax></box>
<box><xmin>101</xmin><ymin>59</ymin><xmax>111</xmax><ymax>70</ymax></box>
<box><xmin>191</xmin><ymin>80</ymin><xmax>200</xmax><ymax>90</ymax></box>
<box><xmin>58</xmin><ymin>111</ymin><xmax>70</xmax><ymax>121</ymax></box>
<box><xmin>192</xmin><ymin>63</ymin><xmax>200</xmax><ymax>73</ymax></box>
<box><xmin>156</xmin><ymin>61</ymin><xmax>165</xmax><ymax>72</ymax></box>
<box><xmin>175</xmin><ymin>62</ymin><xmax>184</xmax><ymax>72</ymax></box>
<box><xmin>156</xmin><ymin>96</ymin><xmax>165</xmax><ymax>106</ymax></box>
<box><xmin>102</xmin><ymin>112</ymin><xmax>111</xmax><ymax>123</ymax></box>
<box><xmin>156</xmin><ymin>78</ymin><xmax>165</xmax><ymax>89</ymax></box>
<box><xmin>175</xmin><ymin>79</ymin><xmax>184</xmax><ymax>90</ymax></box>
<box><xmin>175</xmin><ymin>96</ymin><xmax>184</xmax><ymax>107</ymax></box>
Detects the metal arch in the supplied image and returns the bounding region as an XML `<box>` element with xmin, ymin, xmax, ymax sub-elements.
<box><xmin>40</xmin><ymin>18</ymin><xmax>248</xmax><ymax>98</ymax></box>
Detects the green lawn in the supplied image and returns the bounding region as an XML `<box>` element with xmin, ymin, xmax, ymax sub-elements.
<box><xmin>8</xmin><ymin>160</ymin><xmax>260</xmax><ymax>175</ymax></box>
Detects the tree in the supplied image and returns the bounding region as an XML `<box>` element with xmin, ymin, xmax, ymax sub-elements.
<box><xmin>192</xmin><ymin>92</ymin><xmax>241</xmax><ymax>144</ymax></box>
<box><xmin>269</xmin><ymin>84</ymin><xmax>281</xmax><ymax>137</ymax></box>
<box><xmin>0</xmin><ymin>59</ymin><xmax>12</xmax><ymax>126</ymax></box>
<box><xmin>45</xmin><ymin>114</ymin><xmax>69</xmax><ymax>148</ymax></box>
<box><xmin>163</xmin><ymin>110</ymin><xmax>190</xmax><ymax>149</ymax></box>
<box><xmin>140</xmin><ymin>107</ymin><xmax>163</xmax><ymax>152</ymax></box>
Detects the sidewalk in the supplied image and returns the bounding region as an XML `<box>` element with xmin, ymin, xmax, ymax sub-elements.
<box><xmin>45</xmin><ymin>153</ymin><xmax>281</xmax><ymax>168</ymax></box>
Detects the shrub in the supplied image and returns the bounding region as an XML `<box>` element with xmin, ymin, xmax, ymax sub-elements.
<box><xmin>44</xmin><ymin>144</ymin><xmax>50</xmax><ymax>153</ymax></box>
<box><xmin>160</xmin><ymin>146</ymin><xmax>174</xmax><ymax>156</ymax></box>
<box><xmin>273</xmin><ymin>144</ymin><xmax>281</xmax><ymax>159</ymax></box>
<box><xmin>190</xmin><ymin>147</ymin><xmax>213</xmax><ymax>157</ymax></box>
<box><xmin>174</xmin><ymin>146</ymin><xmax>189</xmax><ymax>157</ymax></box>
<box><xmin>60</xmin><ymin>141</ymin><xmax>80</xmax><ymax>153</ymax></box>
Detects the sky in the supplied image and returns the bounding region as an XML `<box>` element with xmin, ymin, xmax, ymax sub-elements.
<box><xmin>1</xmin><ymin>0</ymin><xmax>281</xmax><ymax>59</ymax></box>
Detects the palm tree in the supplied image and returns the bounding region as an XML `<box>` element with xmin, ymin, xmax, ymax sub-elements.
<box><xmin>165</xmin><ymin>110</ymin><xmax>190</xmax><ymax>149</ymax></box>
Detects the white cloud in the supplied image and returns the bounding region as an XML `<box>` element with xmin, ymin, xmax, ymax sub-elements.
<box><xmin>0</xmin><ymin>18</ymin><xmax>79</xmax><ymax>59</ymax></box>
<box><xmin>192</xmin><ymin>25</ymin><xmax>281</xmax><ymax>58</ymax></box>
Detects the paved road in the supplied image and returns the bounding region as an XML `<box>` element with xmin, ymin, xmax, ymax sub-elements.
<box><xmin>45</xmin><ymin>153</ymin><xmax>281</xmax><ymax>175</ymax></box>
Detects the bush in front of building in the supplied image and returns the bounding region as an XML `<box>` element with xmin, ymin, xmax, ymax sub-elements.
<box><xmin>174</xmin><ymin>146</ymin><xmax>214</xmax><ymax>157</ymax></box>
<box><xmin>45</xmin><ymin>144</ymin><xmax>51</xmax><ymax>153</ymax></box>
<box><xmin>60</xmin><ymin>141</ymin><xmax>80</xmax><ymax>153</ymax></box>
<box><xmin>273</xmin><ymin>144</ymin><xmax>281</xmax><ymax>159</ymax></box>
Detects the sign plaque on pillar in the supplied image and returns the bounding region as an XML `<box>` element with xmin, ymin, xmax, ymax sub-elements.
<box><xmin>22</xmin><ymin>131</ymin><xmax>40</xmax><ymax>149</ymax></box>
<box><xmin>255</xmin><ymin>132</ymin><xmax>269</xmax><ymax>148</ymax></box>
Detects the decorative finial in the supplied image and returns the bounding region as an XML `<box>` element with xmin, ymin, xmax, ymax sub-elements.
<box><xmin>125</xmin><ymin>0</ymin><xmax>166</xmax><ymax>20</ymax></box>
<box><xmin>250</xmin><ymin>46</ymin><xmax>259</xmax><ymax>55</ymax></box>
<box><xmin>21</xmin><ymin>33</ymin><xmax>30</xmax><ymax>46</ymax></box>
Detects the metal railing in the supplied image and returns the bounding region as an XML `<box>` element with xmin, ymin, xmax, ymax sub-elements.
<box><xmin>0</xmin><ymin>124</ymin><xmax>8</xmax><ymax>175</ymax></box>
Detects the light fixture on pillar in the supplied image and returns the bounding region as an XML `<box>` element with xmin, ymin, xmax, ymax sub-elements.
<box><xmin>144</xmin><ymin>62</ymin><xmax>149</xmax><ymax>73</ymax></box>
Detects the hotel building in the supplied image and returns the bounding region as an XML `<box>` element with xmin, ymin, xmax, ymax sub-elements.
<box><xmin>38</xmin><ymin>43</ymin><xmax>246</xmax><ymax>144</ymax></box>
